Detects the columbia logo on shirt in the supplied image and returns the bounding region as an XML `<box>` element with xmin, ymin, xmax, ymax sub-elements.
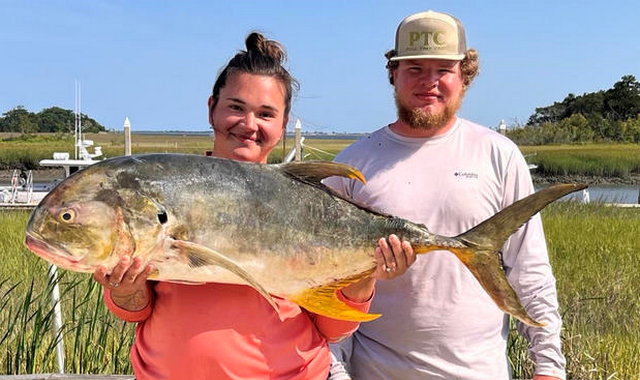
<box><xmin>454</xmin><ymin>171</ymin><xmax>478</xmax><ymax>179</ymax></box>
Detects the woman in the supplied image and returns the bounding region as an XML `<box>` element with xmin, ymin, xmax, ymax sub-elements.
<box><xmin>93</xmin><ymin>32</ymin><xmax>415</xmax><ymax>379</ymax></box>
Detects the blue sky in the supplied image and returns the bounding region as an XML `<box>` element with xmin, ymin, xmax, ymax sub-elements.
<box><xmin>1</xmin><ymin>0</ymin><xmax>638</xmax><ymax>133</ymax></box>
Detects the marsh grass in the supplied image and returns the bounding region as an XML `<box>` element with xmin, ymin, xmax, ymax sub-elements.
<box><xmin>0</xmin><ymin>210</ymin><xmax>134</xmax><ymax>374</ymax></box>
<box><xmin>0</xmin><ymin>132</ymin><xmax>354</xmax><ymax>169</ymax></box>
<box><xmin>508</xmin><ymin>202</ymin><xmax>640</xmax><ymax>379</ymax></box>
<box><xmin>3</xmin><ymin>133</ymin><xmax>639</xmax><ymax>179</ymax></box>
<box><xmin>1</xmin><ymin>202</ymin><xmax>639</xmax><ymax>377</ymax></box>
<box><xmin>520</xmin><ymin>144</ymin><xmax>640</xmax><ymax>178</ymax></box>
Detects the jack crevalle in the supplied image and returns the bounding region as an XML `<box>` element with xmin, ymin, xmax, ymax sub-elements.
<box><xmin>25</xmin><ymin>154</ymin><xmax>585</xmax><ymax>326</ymax></box>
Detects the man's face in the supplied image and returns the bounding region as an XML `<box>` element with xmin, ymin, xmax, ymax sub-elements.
<box><xmin>393</xmin><ymin>59</ymin><xmax>465</xmax><ymax>130</ymax></box>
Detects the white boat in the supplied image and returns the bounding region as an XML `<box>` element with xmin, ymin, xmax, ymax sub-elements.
<box><xmin>0</xmin><ymin>146</ymin><xmax>101</xmax><ymax>208</ymax></box>
<box><xmin>1</xmin><ymin>85</ymin><xmax>103</xmax><ymax>209</ymax></box>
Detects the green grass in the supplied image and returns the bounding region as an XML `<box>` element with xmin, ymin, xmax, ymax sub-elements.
<box><xmin>2</xmin><ymin>133</ymin><xmax>639</xmax><ymax>179</ymax></box>
<box><xmin>0</xmin><ymin>210</ymin><xmax>134</xmax><ymax>374</ymax></box>
<box><xmin>2</xmin><ymin>203</ymin><xmax>639</xmax><ymax>378</ymax></box>
<box><xmin>0</xmin><ymin>132</ymin><xmax>356</xmax><ymax>169</ymax></box>
<box><xmin>508</xmin><ymin>202</ymin><xmax>640</xmax><ymax>379</ymax></box>
<box><xmin>520</xmin><ymin>144</ymin><xmax>640</xmax><ymax>178</ymax></box>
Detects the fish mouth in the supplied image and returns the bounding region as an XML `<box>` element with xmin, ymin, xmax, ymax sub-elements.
<box><xmin>25</xmin><ymin>233</ymin><xmax>83</xmax><ymax>268</ymax></box>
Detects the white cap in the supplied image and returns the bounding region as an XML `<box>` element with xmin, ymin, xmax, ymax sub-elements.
<box><xmin>390</xmin><ymin>10</ymin><xmax>467</xmax><ymax>61</ymax></box>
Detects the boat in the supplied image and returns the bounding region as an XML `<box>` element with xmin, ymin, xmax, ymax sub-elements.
<box><xmin>0</xmin><ymin>83</ymin><xmax>103</xmax><ymax>209</ymax></box>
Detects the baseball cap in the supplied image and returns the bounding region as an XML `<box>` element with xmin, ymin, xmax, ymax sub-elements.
<box><xmin>390</xmin><ymin>10</ymin><xmax>466</xmax><ymax>61</ymax></box>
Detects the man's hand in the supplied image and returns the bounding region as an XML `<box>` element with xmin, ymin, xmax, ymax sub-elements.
<box><xmin>93</xmin><ymin>255</ymin><xmax>154</xmax><ymax>312</ymax></box>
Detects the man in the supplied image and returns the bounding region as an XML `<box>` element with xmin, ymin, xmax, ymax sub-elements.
<box><xmin>326</xmin><ymin>10</ymin><xmax>565</xmax><ymax>380</ymax></box>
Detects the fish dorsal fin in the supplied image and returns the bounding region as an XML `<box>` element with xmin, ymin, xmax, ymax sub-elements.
<box><xmin>288</xmin><ymin>270</ymin><xmax>381</xmax><ymax>322</ymax></box>
<box><xmin>279</xmin><ymin>161</ymin><xmax>366</xmax><ymax>185</ymax></box>
<box><xmin>280</xmin><ymin>160</ymin><xmax>394</xmax><ymax>218</ymax></box>
<box><xmin>168</xmin><ymin>239</ymin><xmax>278</xmax><ymax>311</ymax></box>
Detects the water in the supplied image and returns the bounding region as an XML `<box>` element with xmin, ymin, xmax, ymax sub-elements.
<box><xmin>536</xmin><ymin>184</ymin><xmax>640</xmax><ymax>204</ymax></box>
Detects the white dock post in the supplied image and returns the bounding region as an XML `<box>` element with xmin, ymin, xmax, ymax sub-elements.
<box><xmin>48</xmin><ymin>263</ymin><xmax>65</xmax><ymax>373</ymax></box>
<box><xmin>124</xmin><ymin>117</ymin><xmax>132</xmax><ymax>156</ymax></box>
<box><xmin>47</xmin><ymin>159</ymin><xmax>70</xmax><ymax>374</ymax></box>
<box><xmin>498</xmin><ymin>119</ymin><xmax>507</xmax><ymax>135</ymax></box>
<box><xmin>294</xmin><ymin>119</ymin><xmax>302</xmax><ymax>161</ymax></box>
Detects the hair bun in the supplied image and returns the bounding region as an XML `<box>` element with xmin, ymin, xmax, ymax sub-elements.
<box><xmin>245</xmin><ymin>32</ymin><xmax>286</xmax><ymax>63</ymax></box>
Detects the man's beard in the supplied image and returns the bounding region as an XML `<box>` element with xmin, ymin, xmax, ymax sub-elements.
<box><xmin>395</xmin><ymin>91</ymin><xmax>464</xmax><ymax>130</ymax></box>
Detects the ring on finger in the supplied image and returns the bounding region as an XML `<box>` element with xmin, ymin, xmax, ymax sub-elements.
<box><xmin>109</xmin><ymin>282</ymin><xmax>120</xmax><ymax>288</ymax></box>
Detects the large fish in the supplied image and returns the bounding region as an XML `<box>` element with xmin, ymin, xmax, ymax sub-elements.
<box><xmin>25</xmin><ymin>154</ymin><xmax>585</xmax><ymax>326</ymax></box>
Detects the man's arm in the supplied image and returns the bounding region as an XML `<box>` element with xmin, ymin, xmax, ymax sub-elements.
<box><xmin>501</xmin><ymin>148</ymin><xmax>566</xmax><ymax>380</ymax></box>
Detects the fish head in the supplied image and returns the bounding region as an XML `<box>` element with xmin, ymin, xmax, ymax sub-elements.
<box><xmin>25</xmin><ymin>162</ymin><xmax>164</xmax><ymax>273</ymax></box>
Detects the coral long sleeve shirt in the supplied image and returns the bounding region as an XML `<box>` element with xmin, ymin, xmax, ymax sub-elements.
<box><xmin>104</xmin><ymin>281</ymin><xmax>370</xmax><ymax>380</ymax></box>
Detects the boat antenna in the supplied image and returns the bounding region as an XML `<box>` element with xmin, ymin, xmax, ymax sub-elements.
<box><xmin>74</xmin><ymin>81</ymin><xmax>82</xmax><ymax>159</ymax></box>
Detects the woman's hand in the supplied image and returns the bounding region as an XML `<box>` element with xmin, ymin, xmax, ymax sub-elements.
<box><xmin>340</xmin><ymin>235</ymin><xmax>416</xmax><ymax>302</ymax></box>
<box><xmin>93</xmin><ymin>255</ymin><xmax>154</xmax><ymax>312</ymax></box>
<box><xmin>370</xmin><ymin>234</ymin><xmax>416</xmax><ymax>280</ymax></box>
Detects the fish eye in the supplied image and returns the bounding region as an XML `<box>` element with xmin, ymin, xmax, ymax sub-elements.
<box><xmin>157</xmin><ymin>210</ymin><xmax>168</xmax><ymax>224</ymax></box>
<box><xmin>58</xmin><ymin>209</ymin><xmax>76</xmax><ymax>223</ymax></box>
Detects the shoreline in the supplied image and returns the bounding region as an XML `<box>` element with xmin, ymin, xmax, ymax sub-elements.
<box><xmin>531</xmin><ymin>173</ymin><xmax>640</xmax><ymax>186</ymax></box>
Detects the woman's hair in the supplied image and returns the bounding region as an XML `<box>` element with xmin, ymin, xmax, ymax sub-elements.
<box><xmin>384</xmin><ymin>49</ymin><xmax>480</xmax><ymax>89</ymax></box>
<box><xmin>211</xmin><ymin>32</ymin><xmax>299</xmax><ymax>117</ymax></box>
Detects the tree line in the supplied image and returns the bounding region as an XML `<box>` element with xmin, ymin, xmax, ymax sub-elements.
<box><xmin>507</xmin><ymin>75</ymin><xmax>640</xmax><ymax>145</ymax></box>
<box><xmin>2</xmin><ymin>76</ymin><xmax>639</xmax><ymax>144</ymax></box>
<box><xmin>0</xmin><ymin>105</ymin><xmax>106</xmax><ymax>134</ymax></box>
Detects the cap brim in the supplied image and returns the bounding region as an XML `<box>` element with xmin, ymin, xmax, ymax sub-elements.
<box><xmin>390</xmin><ymin>54</ymin><xmax>465</xmax><ymax>61</ymax></box>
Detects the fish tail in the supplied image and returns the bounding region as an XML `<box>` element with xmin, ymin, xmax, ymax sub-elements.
<box><xmin>413</xmin><ymin>183</ymin><xmax>586</xmax><ymax>327</ymax></box>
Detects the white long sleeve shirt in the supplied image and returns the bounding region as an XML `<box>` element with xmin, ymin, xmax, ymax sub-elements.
<box><xmin>325</xmin><ymin>118</ymin><xmax>566</xmax><ymax>380</ymax></box>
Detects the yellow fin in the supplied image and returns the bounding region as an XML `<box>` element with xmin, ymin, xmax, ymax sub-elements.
<box><xmin>289</xmin><ymin>270</ymin><xmax>381</xmax><ymax>322</ymax></box>
<box><xmin>279</xmin><ymin>161</ymin><xmax>366</xmax><ymax>185</ymax></box>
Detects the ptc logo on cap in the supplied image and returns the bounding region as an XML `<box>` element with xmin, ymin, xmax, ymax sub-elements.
<box><xmin>409</xmin><ymin>31</ymin><xmax>447</xmax><ymax>48</ymax></box>
<box><xmin>390</xmin><ymin>10</ymin><xmax>467</xmax><ymax>61</ymax></box>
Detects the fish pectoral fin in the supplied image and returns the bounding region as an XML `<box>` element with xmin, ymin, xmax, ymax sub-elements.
<box><xmin>289</xmin><ymin>284</ymin><xmax>381</xmax><ymax>323</ymax></box>
<box><xmin>169</xmin><ymin>239</ymin><xmax>278</xmax><ymax>311</ymax></box>
<box><xmin>279</xmin><ymin>161</ymin><xmax>366</xmax><ymax>185</ymax></box>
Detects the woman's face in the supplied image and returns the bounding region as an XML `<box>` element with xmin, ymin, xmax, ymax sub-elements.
<box><xmin>209</xmin><ymin>72</ymin><xmax>288</xmax><ymax>163</ymax></box>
